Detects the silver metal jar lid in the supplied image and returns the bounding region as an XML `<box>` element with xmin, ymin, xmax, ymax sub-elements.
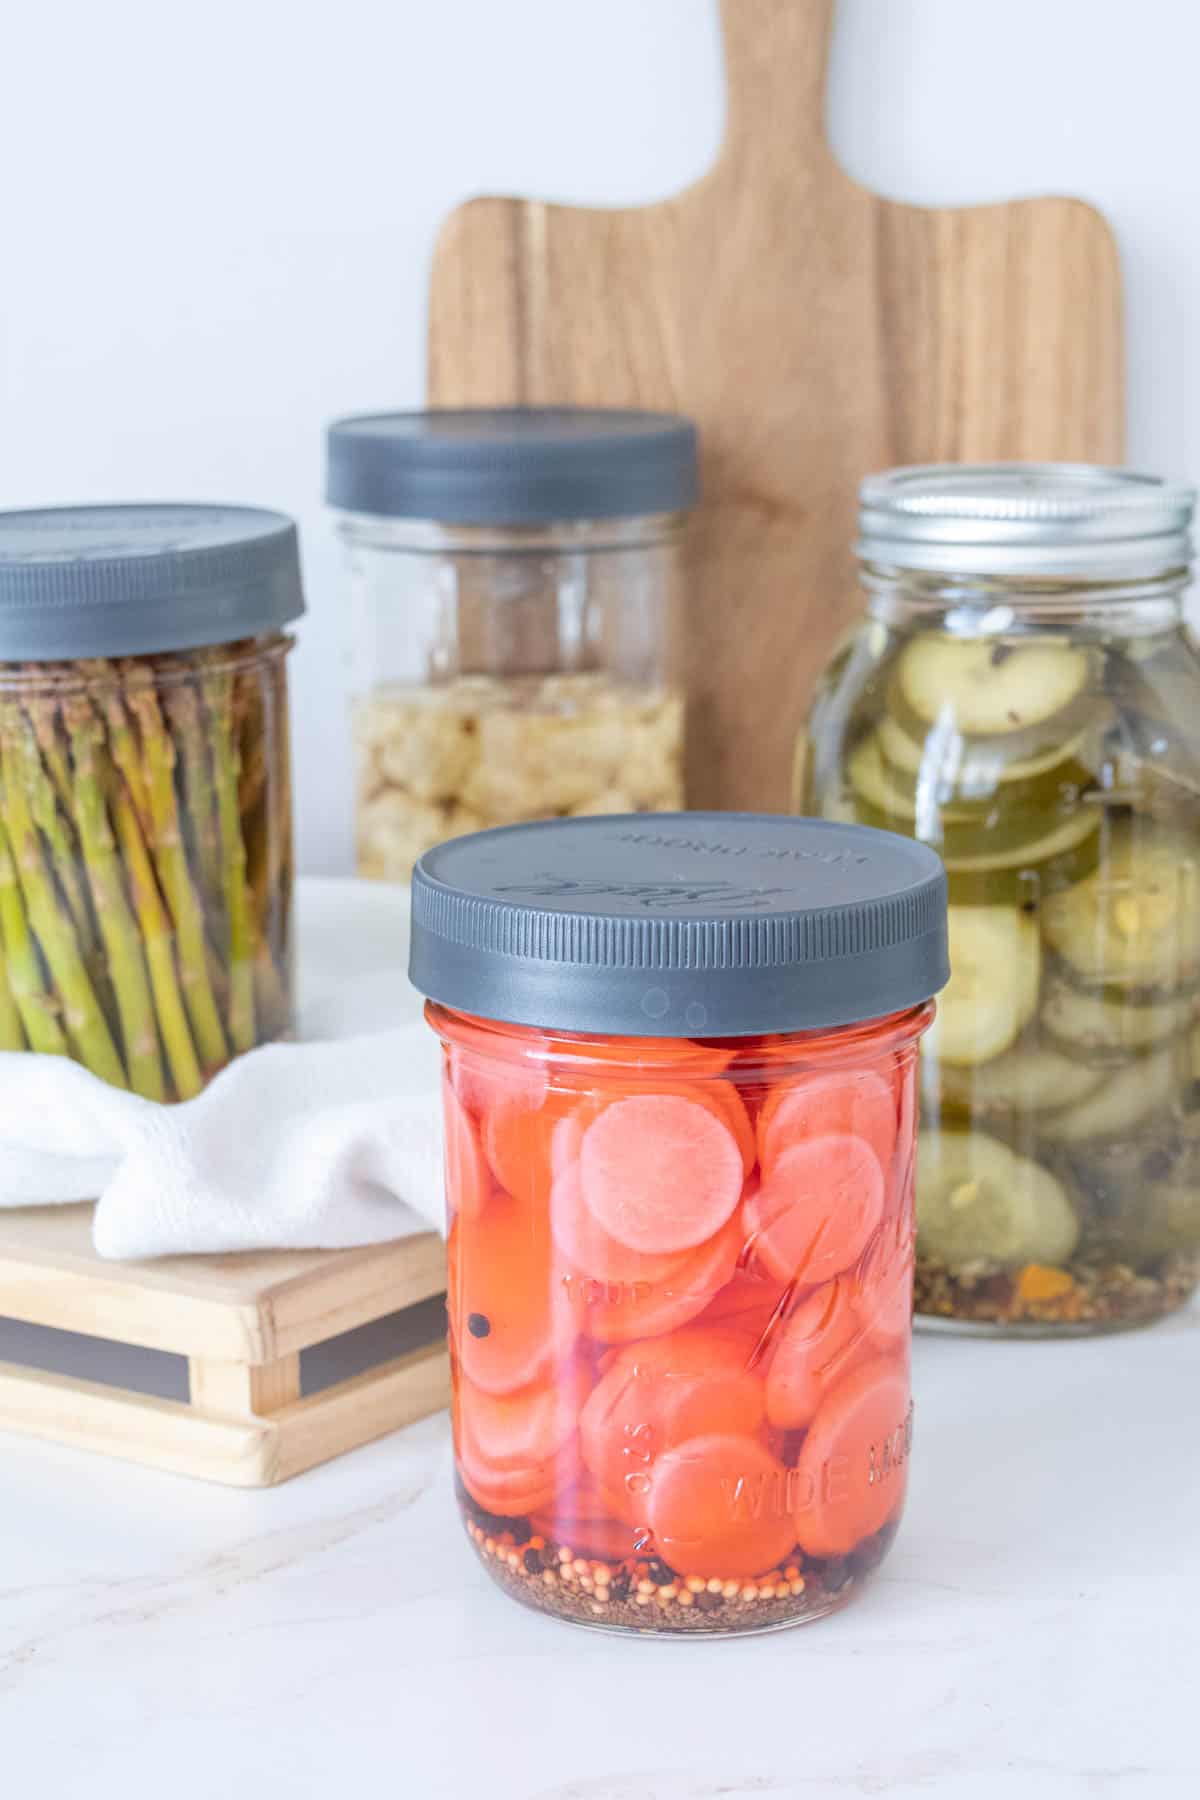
<box><xmin>410</xmin><ymin>813</ymin><xmax>948</xmax><ymax>1038</ymax></box>
<box><xmin>857</xmin><ymin>463</ymin><xmax>1195</xmax><ymax>580</ymax></box>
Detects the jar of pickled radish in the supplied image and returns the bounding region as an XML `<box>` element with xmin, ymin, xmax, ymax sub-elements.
<box><xmin>798</xmin><ymin>463</ymin><xmax>1200</xmax><ymax>1334</ymax></box>
<box><xmin>326</xmin><ymin>408</ymin><xmax>695</xmax><ymax>879</ymax></box>
<box><xmin>410</xmin><ymin>812</ymin><xmax>947</xmax><ymax>1635</ymax></box>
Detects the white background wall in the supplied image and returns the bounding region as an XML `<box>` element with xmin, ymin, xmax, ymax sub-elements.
<box><xmin>2</xmin><ymin>0</ymin><xmax>1195</xmax><ymax>873</ymax></box>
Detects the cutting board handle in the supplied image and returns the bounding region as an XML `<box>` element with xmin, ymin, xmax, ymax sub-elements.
<box><xmin>719</xmin><ymin>0</ymin><xmax>838</xmax><ymax>173</ymax></box>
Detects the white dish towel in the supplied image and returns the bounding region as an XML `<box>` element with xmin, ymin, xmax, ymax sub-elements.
<box><xmin>0</xmin><ymin>879</ymin><xmax>447</xmax><ymax>1260</ymax></box>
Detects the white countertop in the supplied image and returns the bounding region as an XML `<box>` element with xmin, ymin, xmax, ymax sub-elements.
<box><xmin>3</xmin><ymin>1306</ymin><xmax>1198</xmax><ymax>1800</ymax></box>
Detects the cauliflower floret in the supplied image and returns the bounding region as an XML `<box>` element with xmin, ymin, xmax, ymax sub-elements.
<box><xmin>355</xmin><ymin>792</ymin><xmax>447</xmax><ymax>881</ymax></box>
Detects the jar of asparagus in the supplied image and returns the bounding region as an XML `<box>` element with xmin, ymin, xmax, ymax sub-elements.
<box><xmin>0</xmin><ymin>504</ymin><xmax>304</xmax><ymax>1099</ymax></box>
<box><xmin>797</xmin><ymin>464</ymin><xmax>1200</xmax><ymax>1334</ymax></box>
<box><xmin>326</xmin><ymin>409</ymin><xmax>695</xmax><ymax>879</ymax></box>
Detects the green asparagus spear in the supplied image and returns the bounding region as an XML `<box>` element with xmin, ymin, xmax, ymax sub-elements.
<box><xmin>122</xmin><ymin>664</ymin><xmax>228</xmax><ymax>1075</ymax></box>
<box><xmin>62</xmin><ymin>693</ymin><xmax>166</xmax><ymax>1101</ymax></box>
<box><xmin>199</xmin><ymin>661</ymin><xmax>255</xmax><ymax>1054</ymax></box>
<box><xmin>0</xmin><ymin>935</ymin><xmax>25</xmax><ymax>1050</ymax></box>
<box><xmin>81</xmin><ymin>663</ymin><xmax>152</xmax><ymax>836</ymax></box>
<box><xmin>19</xmin><ymin>693</ymin><xmax>98</xmax><ymax>959</ymax></box>
<box><xmin>162</xmin><ymin>677</ymin><xmax>222</xmax><ymax>913</ymax></box>
<box><xmin>0</xmin><ymin>814</ymin><xmax>50</xmax><ymax>1052</ymax></box>
<box><xmin>0</xmin><ymin>722</ymin><xmax>126</xmax><ymax>1086</ymax></box>
<box><xmin>22</xmin><ymin>676</ymin><xmax>73</xmax><ymax>814</ymax></box>
<box><xmin>109</xmin><ymin>781</ymin><xmax>204</xmax><ymax>1101</ymax></box>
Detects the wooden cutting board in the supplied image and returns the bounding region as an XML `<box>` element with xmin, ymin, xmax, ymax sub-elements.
<box><xmin>427</xmin><ymin>0</ymin><xmax>1124</xmax><ymax>812</ymax></box>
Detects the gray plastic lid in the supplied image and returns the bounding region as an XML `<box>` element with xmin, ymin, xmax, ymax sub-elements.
<box><xmin>410</xmin><ymin>813</ymin><xmax>949</xmax><ymax>1038</ymax></box>
<box><xmin>325</xmin><ymin>408</ymin><xmax>699</xmax><ymax>524</ymax></box>
<box><xmin>0</xmin><ymin>504</ymin><xmax>306</xmax><ymax>661</ymax></box>
<box><xmin>858</xmin><ymin>463</ymin><xmax>1195</xmax><ymax>580</ymax></box>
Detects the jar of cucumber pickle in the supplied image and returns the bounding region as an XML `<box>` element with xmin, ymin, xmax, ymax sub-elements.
<box><xmin>798</xmin><ymin>464</ymin><xmax>1200</xmax><ymax>1334</ymax></box>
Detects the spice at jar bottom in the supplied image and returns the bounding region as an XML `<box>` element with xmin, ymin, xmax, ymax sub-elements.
<box><xmin>409</xmin><ymin>811</ymin><xmax>949</xmax><ymax>1636</ymax></box>
<box><xmin>0</xmin><ymin>506</ymin><xmax>303</xmax><ymax>1098</ymax></box>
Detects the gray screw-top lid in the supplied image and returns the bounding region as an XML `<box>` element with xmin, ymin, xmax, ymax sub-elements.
<box><xmin>325</xmin><ymin>408</ymin><xmax>699</xmax><ymax>524</ymax></box>
<box><xmin>858</xmin><ymin>463</ymin><xmax>1195</xmax><ymax>580</ymax></box>
<box><xmin>0</xmin><ymin>504</ymin><xmax>306</xmax><ymax>661</ymax></box>
<box><xmin>410</xmin><ymin>813</ymin><xmax>948</xmax><ymax>1038</ymax></box>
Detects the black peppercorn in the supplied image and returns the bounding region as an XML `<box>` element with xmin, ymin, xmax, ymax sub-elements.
<box><xmin>467</xmin><ymin>1312</ymin><xmax>491</xmax><ymax>1338</ymax></box>
<box><xmin>523</xmin><ymin>1547</ymin><xmax>543</xmax><ymax>1574</ymax></box>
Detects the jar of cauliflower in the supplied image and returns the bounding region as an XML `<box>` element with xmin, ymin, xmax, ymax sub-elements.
<box><xmin>326</xmin><ymin>409</ymin><xmax>695</xmax><ymax>878</ymax></box>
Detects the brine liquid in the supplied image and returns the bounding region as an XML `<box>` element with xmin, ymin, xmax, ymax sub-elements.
<box><xmin>435</xmin><ymin>1007</ymin><xmax>928</xmax><ymax>1634</ymax></box>
<box><xmin>801</xmin><ymin>608</ymin><xmax>1200</xmax><ymax>1332</ymax></box>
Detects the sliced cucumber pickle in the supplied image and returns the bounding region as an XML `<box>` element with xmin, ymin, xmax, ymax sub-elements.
<box><xmin>944</xmin><ymin>822</ymin><xmax>1103</xmax><ymax>908</ymax></box>
<box><xmin>877</xmin><ymin>708</ymin><xmax>1095</xmax><ymax>791</ymax></box>
<box><xmin>939</xmin><ymin>1042</ymin><xmax>1106</xmax><ymax>1116</ymax></box>
<box><xmin>941</xmin><ymin>804</ymin><xmax>1102</xmax><ymax>881</ymax></box>
<box><xmin>1037</xmin><ymin>1044</ymin><xmax>1179</xmax><ymax>1145</ymax></box>
<box><xmin>916</xmin><ymin>1128</ymin><xmax>1081</xmax><ymax>1270</ymax></box>
<box><xmin>896</xmin><ymin>635</ymin><xmax>1092</xmax><ymax>738</ymax></box>
<box><xmin>1041</xmin><ymin>822</ymin><xmax>1200</xmax><ymax>990</ymax></box>
<box><xmin>1073</xmin><ymin>1140</ymin><xmax>1200</xmax><ymax>1259</ymax></box>
<box><xmin>850</xmin><ymin>732</ymin><xmax>1097</xmax><ymax>863</ymax></box>
<box><xmin>1041</xmin><ymin>967</ymin><xmax>1196</xmax><ymax>1062</ymax></box>
<box><xmin>848</xmin><ymin>734</ymin><xmax>977</xmax><ymax>824</ymax></box>
<box><xmin>926</xmin><ymin>905</ymin><xmax>1041</xmax><ymax>1068</ymax></box>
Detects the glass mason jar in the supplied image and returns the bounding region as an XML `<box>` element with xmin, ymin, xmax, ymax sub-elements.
<box><xmin>410</xmin><ymin>812</ymin><xmax>947</xmax><ymax>1635</ymax></box>
<box><xmin>326</xmin><ymin>408</ymin><xmax>695</xmax><ymax>879</ymax></box>
<box><xmin>798</xmin><ymin>464</ymin><xmax>1200</xmax><ymax>1334</ymax></box>
<box><xmin>0</xmin><ymin>505</ymin><xmax>304</xmax><ymax>1099</ymax></box>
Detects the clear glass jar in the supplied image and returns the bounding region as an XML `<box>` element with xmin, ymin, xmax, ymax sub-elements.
<box><xmin>326</xmin><ymin>410</ymin><xmax>695</xmax><ymax>879</ymax></box>
<box><xmin>798</xmin><ymin>464</ymin><xmax>1200</xmax><ymax>1334</ymax></box>
<box><xmin>409</xmin><ymin>813</ymin><xmax>948</xmax><ymax>1635</ymax></box>
<box><xmin>0</xmin><ymin>505</ymin><xmax>303</xmax><ymax>1098</ymax></box>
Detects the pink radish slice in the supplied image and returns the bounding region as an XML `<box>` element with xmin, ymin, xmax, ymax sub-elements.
<box><xmin>570</xmin><ymin>1212</ymin><xmax>744</xmax><ymax>1347</ymax></box>
<box><xmin>579</xmin><ymin>1324</ymin><xmax>766</xmax><ymax>1495</ymax></box>
<box><xmin>856</xmin><ymin>1223</ymin><xmax>915</xmax><ymax>1352</ymax></box>
<box><xmin>764</xmin><ymin>1275</ymin><xmax>869</xmax><ymax>1429</ymax></box>
<box><xmin>443</xmin><ymin>1082</ymin><xmax>491</xmax><ymax>1221</ymax></box>
<box><xmin>451</xmin><ymin>1189</ymin><xmax>579</xmax><ymax>1395</ymax></box>
<box><xmin>458</xmin><ymin>1359</ymin><xmax>590</xmax><ymax>1473</ymax></box>
<box><xmin>580</xmin><ymin>1093</ymin><xmax>744</xmax><ymax>1255</ymax></box>
<box><xmin>757</xmin><ymin>1069</ymin><xmax>897</xmax><ymax>1180</ymax></box>
<box><xmin>710</xmin><ymin>1082</ymin><xmax>757</xmax><ymax>1179</ymax></box>
<box><xmin>450</xmin><ymin>1028</ymin><xmax>550</xmax><ymax>1121</ymax></box>
<box><xmin>793</xmin><ymin>1359</ymin><xmax>911</xmax><ymax>1556</ymax></box>
<box><xmin>550</xmin><ymin>1163</ymin><xmax>691</xmax><ymax>1286</ymax></box>
<box><xmin>745</xmin><ymin>1133</ymin><xmax>885</xmax><ymax>1287</ymax></box>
